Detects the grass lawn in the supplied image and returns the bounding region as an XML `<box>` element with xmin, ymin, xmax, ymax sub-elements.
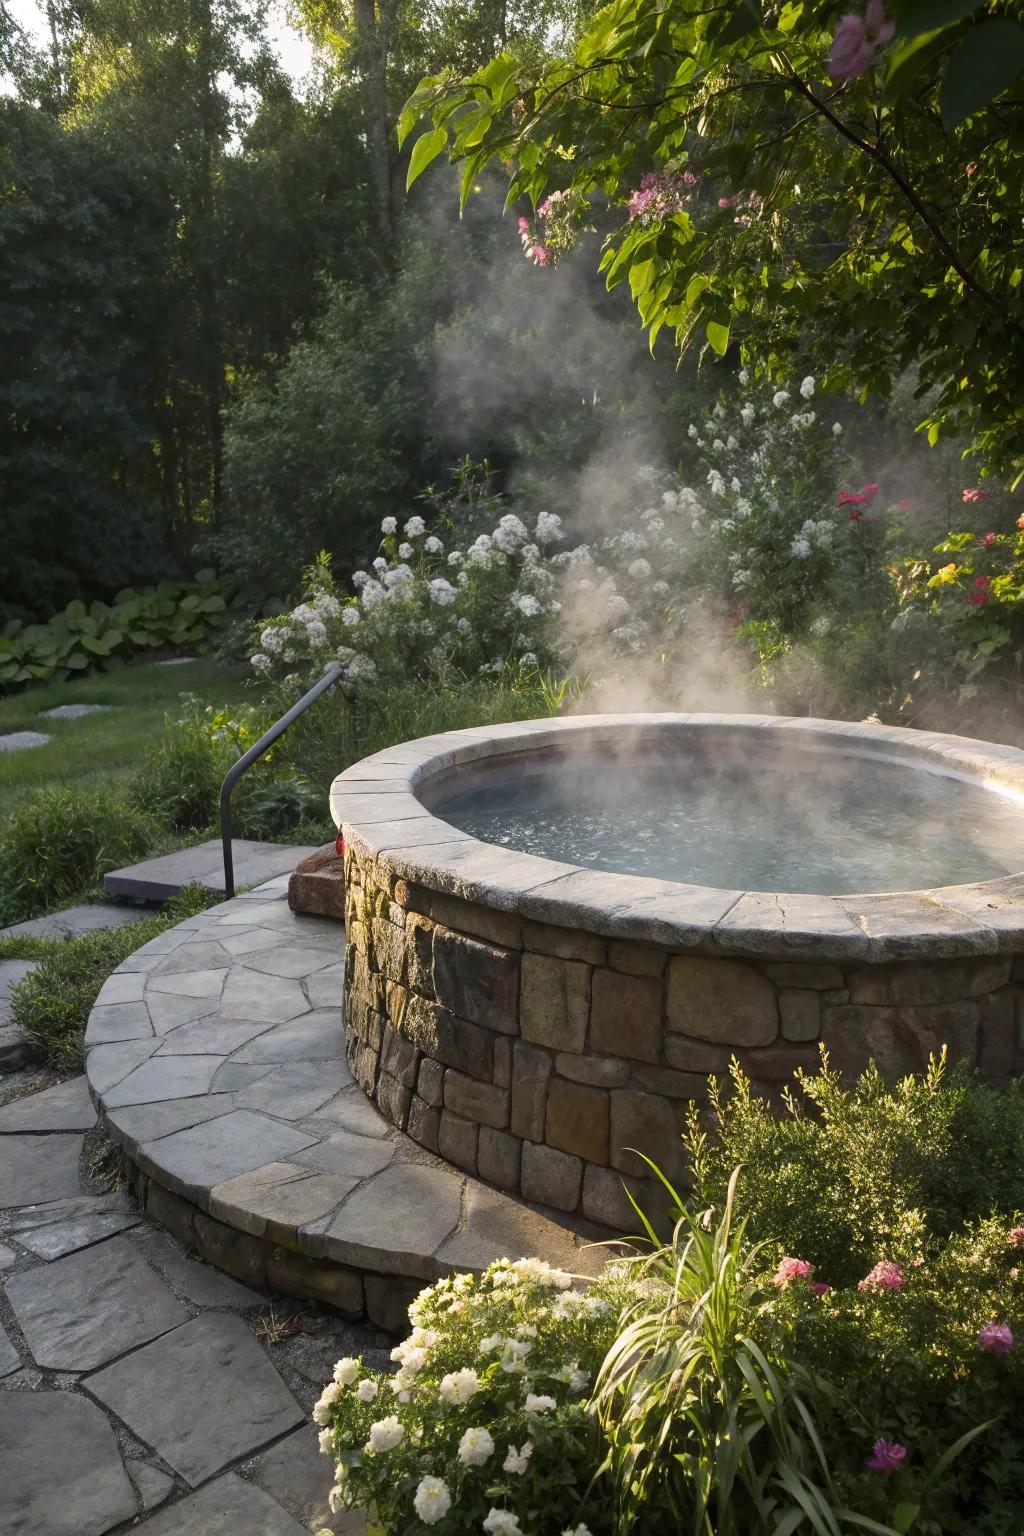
<box><xmin>0</xmin><ymin>657</ymin><xmax>251</xmax><ymax>812</ymax></box>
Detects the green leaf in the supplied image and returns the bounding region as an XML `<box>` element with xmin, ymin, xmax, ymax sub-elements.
<box><xmin>885</xmin><ymin>27</ymin><xmax>954</xmax><ymax>100</ymax></box>
<box><xmin>895</xmin><ymin>0</ymin><xmax>979</xmax><ymax>39</ymax></box>
<box><xmin>893</xmin><ymin>1503</ymin><xmax>920</xmax><ymax>1533</ymax></box>
<box><xmin>79</xmin><ymin>634</ymin><xmax>112</xmax><ymax>655</ymax></box>
<box><xmin>939</xmin><ymin>17</ymin><xmax>1024</xmax><ymax>128</ymax></box>
<box><xmin>64</xmin><ymin>599</ymin><xmax>86</xmax><ymax>620</ymax></box>
<box><xmin>406</xmin><ymin>125</ymin><xmax>449</xmax><ymax>189</ymax></box>
<box><xmin>706</xmin><ymin>316</ymin><xmax>731</xmax><ymax>355</ymax></box>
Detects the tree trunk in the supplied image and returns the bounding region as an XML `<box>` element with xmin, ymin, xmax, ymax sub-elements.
<box><xmin>353</xmin><ymin>0</ymin><xmax>393</xmax><ymax>243</ymax></box>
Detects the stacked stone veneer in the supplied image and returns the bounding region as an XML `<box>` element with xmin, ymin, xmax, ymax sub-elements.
<box><xmin>344</xmin><ymin>845</ymin><xmax>1024</xmax><ymax>1231</ymax></box>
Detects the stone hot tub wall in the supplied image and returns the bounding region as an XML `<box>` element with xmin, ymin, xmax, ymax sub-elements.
<box><xmin>342</xmin><ymin>844</ymin><xmax>1024</xmax><ymax>1232</ymax></box>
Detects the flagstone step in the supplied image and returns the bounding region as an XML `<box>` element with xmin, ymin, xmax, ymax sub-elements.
<box><xmin>103</xmin><ymin>839</ymin><xmax>319</xmax><ymax>902</ymax></box>
<box><xmin>84</xmin><ymin>881</ymin><xmax>606</xmax><ymax>1331</ymax></box>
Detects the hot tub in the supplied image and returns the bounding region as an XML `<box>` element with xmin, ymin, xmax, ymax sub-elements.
<box><xmin>331</xmin><ymin>715</ymin><xmax>1024</xmax><ymax>1228</ymax></box>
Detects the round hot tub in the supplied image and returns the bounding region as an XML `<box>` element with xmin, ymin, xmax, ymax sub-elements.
<box><xmin>331</xmin><ymin>715</ymin><xmax>1024</xmax><ymax>1229</ymax></box>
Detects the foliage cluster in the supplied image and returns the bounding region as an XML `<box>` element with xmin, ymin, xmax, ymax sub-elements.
<box><xmin>404</xmin><ymin>0</ymin><xmax>1024</xmax><ymax>484</ymax></box>
<box><xmin>0</xmin><ymin>574</ymin><xmax>231</xmax><ymax>689</ymax></box>
<box><xmin>318</xmin><ymin>1056</ymin><xmax>1024</xmax><ymax>1536</ymax></box>
<box><xmin>3</xmin><ymin>884</ymin><xmax>219</xmax><ymax>1070</ymax></box>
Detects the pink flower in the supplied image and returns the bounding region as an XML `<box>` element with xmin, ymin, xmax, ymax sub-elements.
<box><xmin>867</xmin><ymin>1437</ymin><xmax>907</xmax><ymax>1473</ymax></box>
<box><xmin>963</xmin><ymin>488</ymin><xmax>993</xmax><ymax>503</ymax></box>
<box><xmin>1009</xmin><ymin>1227</ymin><xmax>1024</xmax><ymax>1247</ymax></box>
<box><xmin>809</xmin><ymin>1282</ymin><xmax>832</xmax><ymax>1295</ymax></box>
<box><xmin>967</xmin><ymin>588</ymin><xmax>989</xmax><ymax>606</ymax></box>
<box><xmin>980</xmin><ymin>531</ymin><xmax>997</xmax><ymax>547</ymax></box>
<box><xmin>517</xmin><ymin>216</ymin><xmax>529</xmax><ymax>234</ymax></box>
<box><xmin>979</xmin><ymin>1322</ymin><xmax>1015</xmax><ymax>1355</ymax></box>
<box><xmin>773</xmin><ymin>1257</ymin><xmax>814</xmax><ymax>1288</ymax></box>
<box><xmin>628</xmin><ymin>171</ymin><xmax>692</xmax><ymax>225</ymax></box>
<box><xmin>528</xmin><ymin>244</ymin><xmax>550</xmax><ymax>267</ymax></box>
<box><xmin>838</xmin><ymin>490</ymin><xmax>868</xmax><ymax>507</ymax></box>
<box><xmin>829</xmin><ymin>0</ymin><xmax>894</xmax><ymax>79</ymax></box>
<box><xmin>861</xmin><ymin>482</ymin><xmax>880</xmax><ymax>500</ymax></box>
<box><xmin>718</xmin><ymin>194</ymin><xmax>739</xmax><ymax>209</ymax></box>
<box><xmin>858</xmin><ymin>1260</ymin><xmax>904</xmax><ymax>1292</ymax></box>
<box><xmin>683</xmin><ymin>170</ymin><xmax>698</xmax><ymax>187</ymax></box>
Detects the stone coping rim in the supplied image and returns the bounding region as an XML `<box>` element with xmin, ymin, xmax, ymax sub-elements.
<box><xmin>329</xmin><ymin>713</ymin><xmax>1024</xmax><ymax>960</ymax></box>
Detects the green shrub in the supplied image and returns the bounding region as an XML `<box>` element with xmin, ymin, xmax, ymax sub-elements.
<box><xmin>0</xmin><ymin>787</ymin><xmax>157</xmax><ymax>924</ymax></box>
<box><xmin>0</xmin><ymin>572</ymin><xmax>232</xmax><ymax>689</ymax></box>
<box><xmin>8</xmin><ymin>884</ymin><xmax>218</xmax><ymax>1070</ymax></box>
<box><xmin>688</xmin><ymin>1052</ymin><xmax>1024</xmax><ymax>1285</ymax></box>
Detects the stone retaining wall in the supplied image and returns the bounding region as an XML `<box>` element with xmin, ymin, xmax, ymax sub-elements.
<box><xmin>344</xmin><ymin>844</ymin><xmax>1024</xmax><ymax>1230</ymax></box>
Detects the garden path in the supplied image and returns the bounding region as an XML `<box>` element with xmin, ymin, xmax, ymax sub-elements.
<box><xmin>0</xmin><ymin>1063</ymin><xmax>372</xmax><ymax>1535</ymax></box>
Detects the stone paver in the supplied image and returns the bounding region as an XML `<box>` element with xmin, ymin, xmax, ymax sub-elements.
<box><xmin>0</xmin><ymin>730</ymin><xmax>50</xmax><ymax>752</ymax></box>
<box><xmin>0</xmin><ymin>1391</ymin><xmax>137</xmax><ymax>1535</ymax></box>
<box><xmin>104</xmin><ymin>1054</ymin><xmax>221</xmax><ymax>1108</ymax></box>
<box><xmin>0</xmin><ymin>1132</ymin><xmax>85</xmax><ymax>1206</ymax></box>
<box><xmin>0</xmin><ymin>960</ymin><xmax>37</xmax><ymax>1068</ymax></box>
<box><xmin>132</xmin><ymin>1474</ymin><xmax>308</xmax><ymax>1534</ymax></box>
<box><xmin>103</xmin><ymin>839</ymin><xmax>318</xmax><ymax>901</ymax></box>
<box><xmin>0</xmin><ymin>1074</ymin><xmax>96</xmax><ymax>1132</ymax></box>
<box><xmin>39</xmin><ymin>702</ymin><xmax>111</xmax><ymax>719</ymax></box>
<box><xmin>6</xmin><ymin>1234</ymin><xmax>188</xmax><ymax>1370</ymax></box>
<box><xmin>86</xmin><ymin>1313</ymin><xmax>305</xmax><ymax>1486</ymax></box>
<box><xmin>0</xmin><ymin>1320</ymin><xmax>20</xmax><ymax>1377</ymax></box>
<box><xmin>13</xmin><ymin>1205</ymin><xmax>143</xmax><ymax>1260</ymax></box>
<box><xmin>0</xmin><ymin>902</ymin><xmax>146</xmax><ymax>942</ymax></box>
<box><xmin>127</xmin><ymin>1461</ymin><xmax>175</xmax><ymax>1514</ymax></box>
<box><xmin>250</xmin><ymin>1424</ymin><xmax>362</xmax><ymax>1534</ymax></box>
<box><xmin>138</xmin><ymin>1229</ymin><xmax>262</xmax><ymax>1308</ymax></box>
<box><xmin>139</xmin><ymin>1110</ymin><xmax>316</xmax><ymax>1197</ymax></box>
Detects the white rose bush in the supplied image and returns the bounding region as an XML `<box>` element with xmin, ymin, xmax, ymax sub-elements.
<box><xmin>313</xmin><ymin>1258</ymin><xmax>628</xmax><ymax>1536</ymax></box>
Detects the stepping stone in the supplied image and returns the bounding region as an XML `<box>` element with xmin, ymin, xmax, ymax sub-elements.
<box><xmin>39</xmin><ymin>703</ymin><xmax>112</xmax><ymax>720</ymax></box>
<box><xmin>0</xmin><ymin>1131</ymin><xmax>84</xmax><ymax>1206</ymax></box>
<box><xmin>103</xmin><ymin>840</ymin><xmax>317</xmax><ymax>901</ymax></box>
<box><xmin>0</xmin><ymin>960</ymin><xmax>36</xmax><ymax>1067</ymax></box>
<box><xmin>0</xmin><ymin>1022</ymin><xmax>31</xmax><ymax>1070</ymax></box>
<box><xmin>14</xmin><ymin>1203</ymin><xmax>142</xmax><ymax>1261</ymax></box>
<box><xmin>0</xmin><ymin>958</ymin><xmax>36</xmax><ymax>1021</ymax></box>
<box><xmin>246</xmin><ymin>943</ymin><xmax>339</xmax><ymax>980</ymax></box>
<box><xmin>230</xmin><ymin>1010</ymin><xmax>340</xmax><ymax>1063</ymax></box>
<box><xmin>86</xmin><ymin>1314</ymin><xmax>304</xmax><ymax>1487</ymax></box>
<box><xmin>103</xmin><ymin>1054</ymin><xmax>222</xmax><ymax>1108</ymax></box>
<box><xmin>306</xmin><ymin>1086</ymin><xmax>390</xmax><ymax>1140</ymax></box>
<box><xmin>131</xmin><ymin>1473</ymin><xmax>308</xmax><ymax>1534</ymax></box>
<box><xmin>250</xmin><ymin>1424</ymin><xmax>361</xmax><ymax>1534</ymax></box>
<box><xmin>220</xmin><ymin>968</ymin><xmax>310</xmax><ymax>1024</ymax></box>
<box><xmin>84</xmin><ymin>1000</ymin><xmax>155</xmax><ymax>1046</ymax></box>
<box><xmin>0</xmin><ymin>1391</ymin><xmax>136</xmax><ymax>1536</ymax></box>
<box><xmin>139</xmin><ymin>1231</ymin><xmax>262</xmax><ymax>1308</ymax></box>
<box><xmin>209</xmin><ymin>1162</ymin><xmax>357</xmax><ymax>1240</ymax></box>
<box><xmin>6</xmin><ymin>1234</ymin><xmax>188</xmax><ymax>1370</ymax></box>
<box><xmin>126</xmin><ymin>1461</ymin><xmax>175</xmax><ymax>1514</ymax></box>
<box><xmin>294</xmin><ymin>1128</ymin><xmax>395</xmax><ymax>1180</ymax></box>
<box><xmin>85</xmin><ymin>1038</ymin><xmax>160</xmax><ymax>1095</ymax></box>
<box><xmin>152</xmin><ymin>656</ymin><xmax>198</xmax><ymax>666</ymax></box>
<box><xmin>0</xmin><ymin>1240</ymin><xmax>16</xmax><ymax>1268</ymax></box>
<box><xmin>138</xmin><ymin>1110</ymin><xmax>315</xmax><ymax>1199</ymax></box>
<box><xmin>0</xmin><ymin>903</ymin><xmax>146</xmax><ymax>942</ymax></box>
<box><xmin>0</xmin><ymin>1319</ymin><xmax>20</xmax><ymax>1377</ymax></box>
<box><xmin>154</xmin><ymin>1017</ymin><xmax>274</xmax><ymax>1056</ymax></box>
<box><xmin>325</xmin><ymin>1162</ymin><xmax>462</xmax><ymax>1278</ymax></box>
<box><xmin>0</xmin><ymin>1074</ymin><xmax>96</xmax><ymax>1133</ymax></box>
<box><xmin>0</xmin><ymin>730</ymin><xmax>50</xmax><ymax>752</ymax></box>
<box><xmin>304</xmin><ymin>963</ymin><xmax>345</xmax><ymax>1010</ymax></box>
<box><xmin>106</xmin><ymin>1094</ymin><xmax>235</xmax><ymax>1149</ymax></box>
<box><xmin>7</xmin><ymin>1190</ymin><xmax>135</xmax><ymax>1234</ymax></box>
<box><xmin>235</xmin><ymin>1060</ymin><xmax>352</xmax><ymax>1120</ymax></box>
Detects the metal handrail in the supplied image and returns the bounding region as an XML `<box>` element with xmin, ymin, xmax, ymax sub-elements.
<box><xmin>219</xmin><ymin>662</ymin><xmax>344</xmax><ymax>900</ymax></box>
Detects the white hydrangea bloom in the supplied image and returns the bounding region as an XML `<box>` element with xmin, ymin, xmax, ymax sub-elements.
<box><xmin>346</xmin><ymin>654</ymin><xmax>377</xmax><ymax>685</ymax></box>
<box><xmin>333</xmin><ymin>1357</ymin><xmax>360</xmax><ymax>1387</ymax></box>
<box><xmin>712</xmin><ymin>437</ymin><xmax>725</xmax><ymax>452</ymax></box>
<box><xmin>772</xmin><ymin>390</ymin><xmax>790</xmax><ymax>408</ymax></box>
<box><xmin>404</xmin><ymin>515</ymin><xmax>426</xmax><ymax>537</ymax></box>
<box><xmin>305</xmin><ymin>618</ymin><xmax>326</xmax><ymax>645</ymax></box>
<box><xmin>480</xmin><ymin>1334</ymin><xmax>503</xmax><ymax>1354</ymax></box>
<box><xmin>605</xmin><ymin>593</ymin><xmax>630</xmax><ymax>623</ymax></box>
<box><xmin>291</xmin><ymin>603</ymin><xmax>316</xmax><ymax>623</ymax></box>
<box><xmin>381</xmin><ymin>516</ymin><xmax>397</xmax><ymax>534</ymax></box>
<box><xmin>519</xmin><ymin>651</ymin><xmax>537</xmax><ymax>666</ymax></box>
<box><xmin>340</xmin><ymin>606</ymin><xmax>360</xmax><ymax>626</ymax></box>
<box><xmin>726</xmin><ymin>435</ymin><xmax>738</xmax><ymax>450</ymax></box>
<box><xmin>372</xmin><ymin>556</ymin><xmax>387</xmax><ymax>573</ymax></box>
<box><xmin>525</xmin><ymin>1393</ymin><xmax>557</xmax><ymax>1415</ymax></box>
<box><xmin>414</xmin><ymin>1476</ymin><xmax>451</xmax><ymax>1525</ymax></box>
<box><xmin>738</xmin><ymin>367</ymin><xmax>749</xmax><ymax>385</ymax></box>
<box><xmin>424</xmin><ymin>535</ymin><xmax>444</xmax><ymax>553</ymax></box>
<box><xmin>317</xmin><ymin>1428</ymin><xmax>333</xmax><ymax>1454</ymax></box>
<box><xmin>313</xmin><ymin>592</ymin><xmax>340</xmax><ymax>618</ymax></box>
<box><xmin>428</xmin><ymin>578</ymin><xmax>457</xmax><ymax>607</ymax></box>
<box><xmin>447</xmin><ymin>550</ymin><xmax>464</xmax><ymax>567</ymax></box>
<box><xmin>351</xmin><ymin>569</ymin><xmax>369</xmax><ymax>589</ymax></box>
<box><xmin>563</xmin><ymin>1525</ymin><xmax>594</xmax><ymax>1536</ymax></box>
<box><xmin>458</xmin><ymin>1426</ymin><xmax>495</xmax><ymax>1467</ymax></box>
<box><xmin>356</xmin><ymin>1379</ymin><xmax>378</xmax><ymax>1403</ymax></box>
<box><xmin>740</xmin><ymin>404</ymin><xmax>755</xmax><ymax>426</ymax></box>
<box><xmin>365</xmin><ymin>1416</ymin><xmax>404</xmax><ymax>1453</ymax></box>
<box><xmin>500</xmin><ymin>1339</ymin><xmax>532</xmax><ymax>1372</ymax></box>
<box><xmin>456</xmin><ymin>616</ymin><xmax>472</xmax><ymax>634</ymax></box>
<box><xmin>493</xmin><ymin>513</ymin><xmax>529</xmax><ymax>552</ymax></box>
<box><xmin>662</xmin><ymin>490</ymin><xmax>678</xmax><ymax>510</ymax></box>
<box><xmin>800</xmin><ymin>374</ymin><xmax>815</xmax><ymax>399</ymax></box>
<box><xmin>398</xmin><ymin>542</ymin><xmax>413</xmax><ymax>559</ymax></box>
<box><xmin>790</xmin><ymin>535</ymin><xmax>812</xmax><ymax>558</ymax></box>
<box><xmin>483</xmin><ymin>1510</ymin><xmax>523</xmax><ymax>1536</ymax></box>
<box><xmin>512</xmin><ymin>593</ymin><xmax>541</xmax><ymax>617</ymax></box>
<box><xmin>832</xmin><ymin>421</ymin><xmax>843</xmax><ymax>437</ymax></box>
<box><xmin>383</xmin><ymin>564</ymin><xmax>413</xmax><ymax>589</ymax></box>
<box><xmin>652</xmin><ymin>580</ymin><xmax>670</xmax><ymax>596</ymax></box>
<box><xmin>707</xmin><ymin>469</ymin><xmax>726</xmax><ymax>498</ymax></box>
<box><xmin>627</xmin><ymin>558</ymin><xmax>652</xmax><ymax>580</ymax></box>
<box><xmin>730</xmin><ymin>477</ymin><xmax>741</xmax><ymax>493</ymax></box>
<box><xmin>439</xmin><ymin>1368</ymin><xmax>480</xmax><ymax>1405</ymax></box>
<box><xmin>503</xmin><ymin>1442</ymin><xmax>533</xmax><ymax>1475</ymax></box>
<box><xmin>251</xmin><ymin>653</ymin><xmax>271</xmax><ymax>674</ymax></box>
<box><xmin>534</xmin><ymin>511</ymin><xmax>563</xmax><ymax>544</ymax></box>
<box><xmin>259</xmin><ymin>626</ymin><xmax>282</xmax><ymax>652</ymax></box>
<box><xmin>687</xmin><ymin>423</ymin><xmax>698</xmax><ymax>438</ymax></box>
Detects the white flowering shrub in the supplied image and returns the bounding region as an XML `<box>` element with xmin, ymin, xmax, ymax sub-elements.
<box><xmin>314</xmin><ymin>1258</ymin><xmax>628</xmax><ymax>1536</ymax></box>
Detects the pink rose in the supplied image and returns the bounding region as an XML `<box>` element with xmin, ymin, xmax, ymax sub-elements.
<box><xmin>773</xmin><ymin>1257</ymin><xmax>814</xmax><ymax>1288</ymax></box>
<box><xmin>858</xmin><ymin>1260</ymin><xmax>904</xmax><ymax>1292</ymax></box>
<box><xmin>867</xmin><ymin>1437</ymin><xmax>907</xmax><ymax>1473</ymax></box>
<box><xmin>829</xmin><ymin>1</ymin><xmax>894</xmax><ymax>79</ymax></box>
<box><xmin>1009</xmin><ymin>1227</ymin><xmax>1024</xmax><ymax>1247</ymax></box>
<box><xmin>978</xmin><ymin>1322</ymin><xmax>1014</xmax><ymax>1355</ymax></box>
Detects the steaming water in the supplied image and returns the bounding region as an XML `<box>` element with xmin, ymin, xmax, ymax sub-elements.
<box><xmin>436</xmin><ymin>754</ymin><xmax>1024</xmax><ymax>895</ymax></box>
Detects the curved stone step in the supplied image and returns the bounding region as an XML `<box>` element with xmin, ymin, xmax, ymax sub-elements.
<box><xmin>85</xmin><ymin>882</ymin><xmax>606</xmax><ymax>1331</ymax></box>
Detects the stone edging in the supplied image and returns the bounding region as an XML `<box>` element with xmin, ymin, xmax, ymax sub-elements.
<box><xmin>329</xmin><ymin>713</ymin><xmax>1024</xmax><ymax>961</ymax></box>
<box><xmin>83</xmin><ymin>884</ymin><xmax>603</xmax><ymax>1331</ymax></box>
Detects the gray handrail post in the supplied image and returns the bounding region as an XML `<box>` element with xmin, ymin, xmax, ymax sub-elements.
<box><xmin>219</xmin><ymin>663</ymin><xmax>345</xmax><ymax>901</ymax></box>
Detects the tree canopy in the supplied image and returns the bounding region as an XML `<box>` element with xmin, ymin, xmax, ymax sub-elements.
<box><xmin>403</xmin><ymin>0</ymin><xmax>1024</xmax><ymax>483</ymax></box>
